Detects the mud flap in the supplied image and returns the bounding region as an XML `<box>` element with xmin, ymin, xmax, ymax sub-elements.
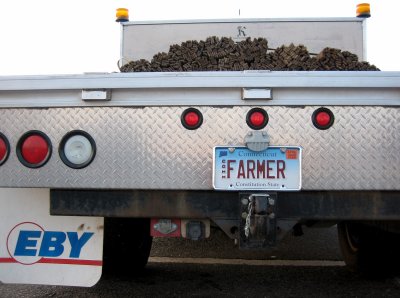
<box><xmin>0</xmin><ymin>188</ymin><xmax>103</xmax><ymax>287</ymax></box>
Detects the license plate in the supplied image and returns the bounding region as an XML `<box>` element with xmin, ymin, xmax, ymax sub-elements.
<box><xmin>213</xmin><ymin>146</ymin><xmax>302</xmax><ymax>191</ymax></box>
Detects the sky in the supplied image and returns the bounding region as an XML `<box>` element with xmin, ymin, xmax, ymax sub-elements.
<box><xmin>0</xmin><ymin>0</ymin><xmax>399</xmax><ymax>75</ymax></box>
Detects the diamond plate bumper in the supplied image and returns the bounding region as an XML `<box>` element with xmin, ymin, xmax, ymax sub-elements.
<box><xmin>0</xmin><ymin>106</ymin><xmax>399</xmax><ymax>190</ymax></box>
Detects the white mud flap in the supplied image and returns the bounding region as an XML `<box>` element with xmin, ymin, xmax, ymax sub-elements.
<box><xmin>0</xmin><ymin>188</ymin><xmax>103</xmax><ymax>287</ymax></box>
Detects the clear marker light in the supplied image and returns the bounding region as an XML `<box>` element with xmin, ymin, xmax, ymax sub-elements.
<box><xmin>59</xmin><ymin>131</ymin><xmax>96</xmax><ymax>169</ymax></box>
<box><xmin>64</xmin><ymin>135</ymin><xmax>92</xmax><ymax>164</ymax></box>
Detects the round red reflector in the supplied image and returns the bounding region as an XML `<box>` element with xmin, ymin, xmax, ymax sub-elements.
<box><xmin>181</xmin><ymin>108</ymin><xmax>203</xmax><ymax>130</ymax></box>
<box><xmin>312</xmin><ymin>108</ymin><xmax>334</xmax><ymax>130</ymax></box>
<box><xmin>184</xmin><ymin>112</ymin><xmax>200</xmax><ymax>127</ymax></box>
<box><xmin>17</xmin><ymin>132</ymin><xmax>52</xmax><ymax>168</ymax></box>
<box><xmin>0</xmin><ymin>137</ymin><xmax>8</xmax><ymax>163</ymax></box>
<box><xmin>315</xmin><ymin>111</ymin><xmax>331</xmax><ymax>127</ymax></box>
<box><xmin>246</xmin><ymin>108</ymin><xmax>269</xmax><ymax>130</ymax></box>
<box><xmin>21</xmin><ymin>135</ymin><xmax>49</xmax><ymax>165</ymax></box>
<box><xmin>249</xmin><ymin>111</ymin><xmax>265</xmax><ymax>127</ymax></box>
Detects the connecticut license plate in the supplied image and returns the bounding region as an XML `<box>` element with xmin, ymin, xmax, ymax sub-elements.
<box><xmin>213</xmin><ymin>146</ymin><xmax>302</xmax><ymax>191</ymax></box>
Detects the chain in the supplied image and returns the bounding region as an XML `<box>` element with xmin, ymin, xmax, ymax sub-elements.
<box><xmin>244</xmin><ymin>196</ymin><xmax>254</xmax><ymax>238</ymax></box>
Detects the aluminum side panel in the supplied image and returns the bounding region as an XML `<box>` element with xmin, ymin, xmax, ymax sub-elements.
<box><xmin>0</xmin><ymin>106</ymin><xmax>398</xmax><ymax>190</ymax></box>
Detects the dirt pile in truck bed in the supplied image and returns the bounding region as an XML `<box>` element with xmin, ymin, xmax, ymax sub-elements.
<box><xmin>120</xmin><ymin>36</ymin><xmax>379</xmax><ymax>72</ymax></box>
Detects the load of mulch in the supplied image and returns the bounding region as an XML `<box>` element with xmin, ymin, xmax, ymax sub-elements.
<box><xmin>120</xmin><ymin>36</ymin><xmax>379</xmax><ymax>72</ymax></box>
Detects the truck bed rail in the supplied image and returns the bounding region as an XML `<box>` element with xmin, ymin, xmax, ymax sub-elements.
<box><xmin>0</xmin><ymin>71</ymin><xmax>399</xmax><ymax>107</ymax></box>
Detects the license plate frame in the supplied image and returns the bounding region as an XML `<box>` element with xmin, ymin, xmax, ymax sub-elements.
<box><xmin>213</xmin><ymin>146</ymin><xmax>302</xmax><ymax>191</ymax></box>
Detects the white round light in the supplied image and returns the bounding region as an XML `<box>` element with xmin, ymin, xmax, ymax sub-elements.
<box><xmin>64</xmin><ymin>135</ymin><xmax>93</xmax><ymax>165</ymax></box>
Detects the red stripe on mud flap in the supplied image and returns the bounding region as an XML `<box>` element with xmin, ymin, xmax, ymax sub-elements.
<box><xmin>0</xmin><ymin>257</ymin><xmax>102</xmax><ymax>266</ymax></box>
<box><xmin>38</xmin><ymin>258</ymin><xmax>103</xmax><ymax>266</ymax></box>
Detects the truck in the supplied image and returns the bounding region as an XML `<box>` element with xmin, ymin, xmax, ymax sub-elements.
<box><xmin>0</xmin><ymin>14</ymin><xmax>399</xmax><ymax>286</ymax></box>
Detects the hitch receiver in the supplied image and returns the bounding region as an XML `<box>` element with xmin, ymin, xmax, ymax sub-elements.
<box><xmin>239</xmin><ymin>193</ymin><xmax>277</xmax><ymax>249</ymax></box>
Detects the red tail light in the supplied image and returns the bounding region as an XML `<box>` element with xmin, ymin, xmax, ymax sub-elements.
<box><xmin>246</xmin><ymin>108</ymin><xmax>269</xmax><ymax>130</ymax></box>
<box><xmin>181</xmin><ymin>108</ymin><xmax>203</xmax><ymax>130</ymax></box>
<box><xmin>17</xmin><ymin>131</ymin><xmax>52</xmax><ymax>168</ymax></box>
<box><xmin>185</xmin><ymin>112</ymin><xmax>200</xmax><ymax>126</ymax></box>
<box><xmin>312</xmin><ymin>108</ymin><xmax>335</xmax><ymax>130</ymax></box>
<box><xmin>0</xmin><ymin>133</ymin><xmax>10</xmax><ymax>165</ymax></box>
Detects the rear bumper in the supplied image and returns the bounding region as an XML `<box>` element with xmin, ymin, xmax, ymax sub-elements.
<box><xmin>1</xmin><ymin>105</ymin><xmax>399</xmax><ymax>191</ymax></box>
<box><xmin>51</xmin><ymin>190</ymin><xmax>400</xmax><ymax>221</ymax></box>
